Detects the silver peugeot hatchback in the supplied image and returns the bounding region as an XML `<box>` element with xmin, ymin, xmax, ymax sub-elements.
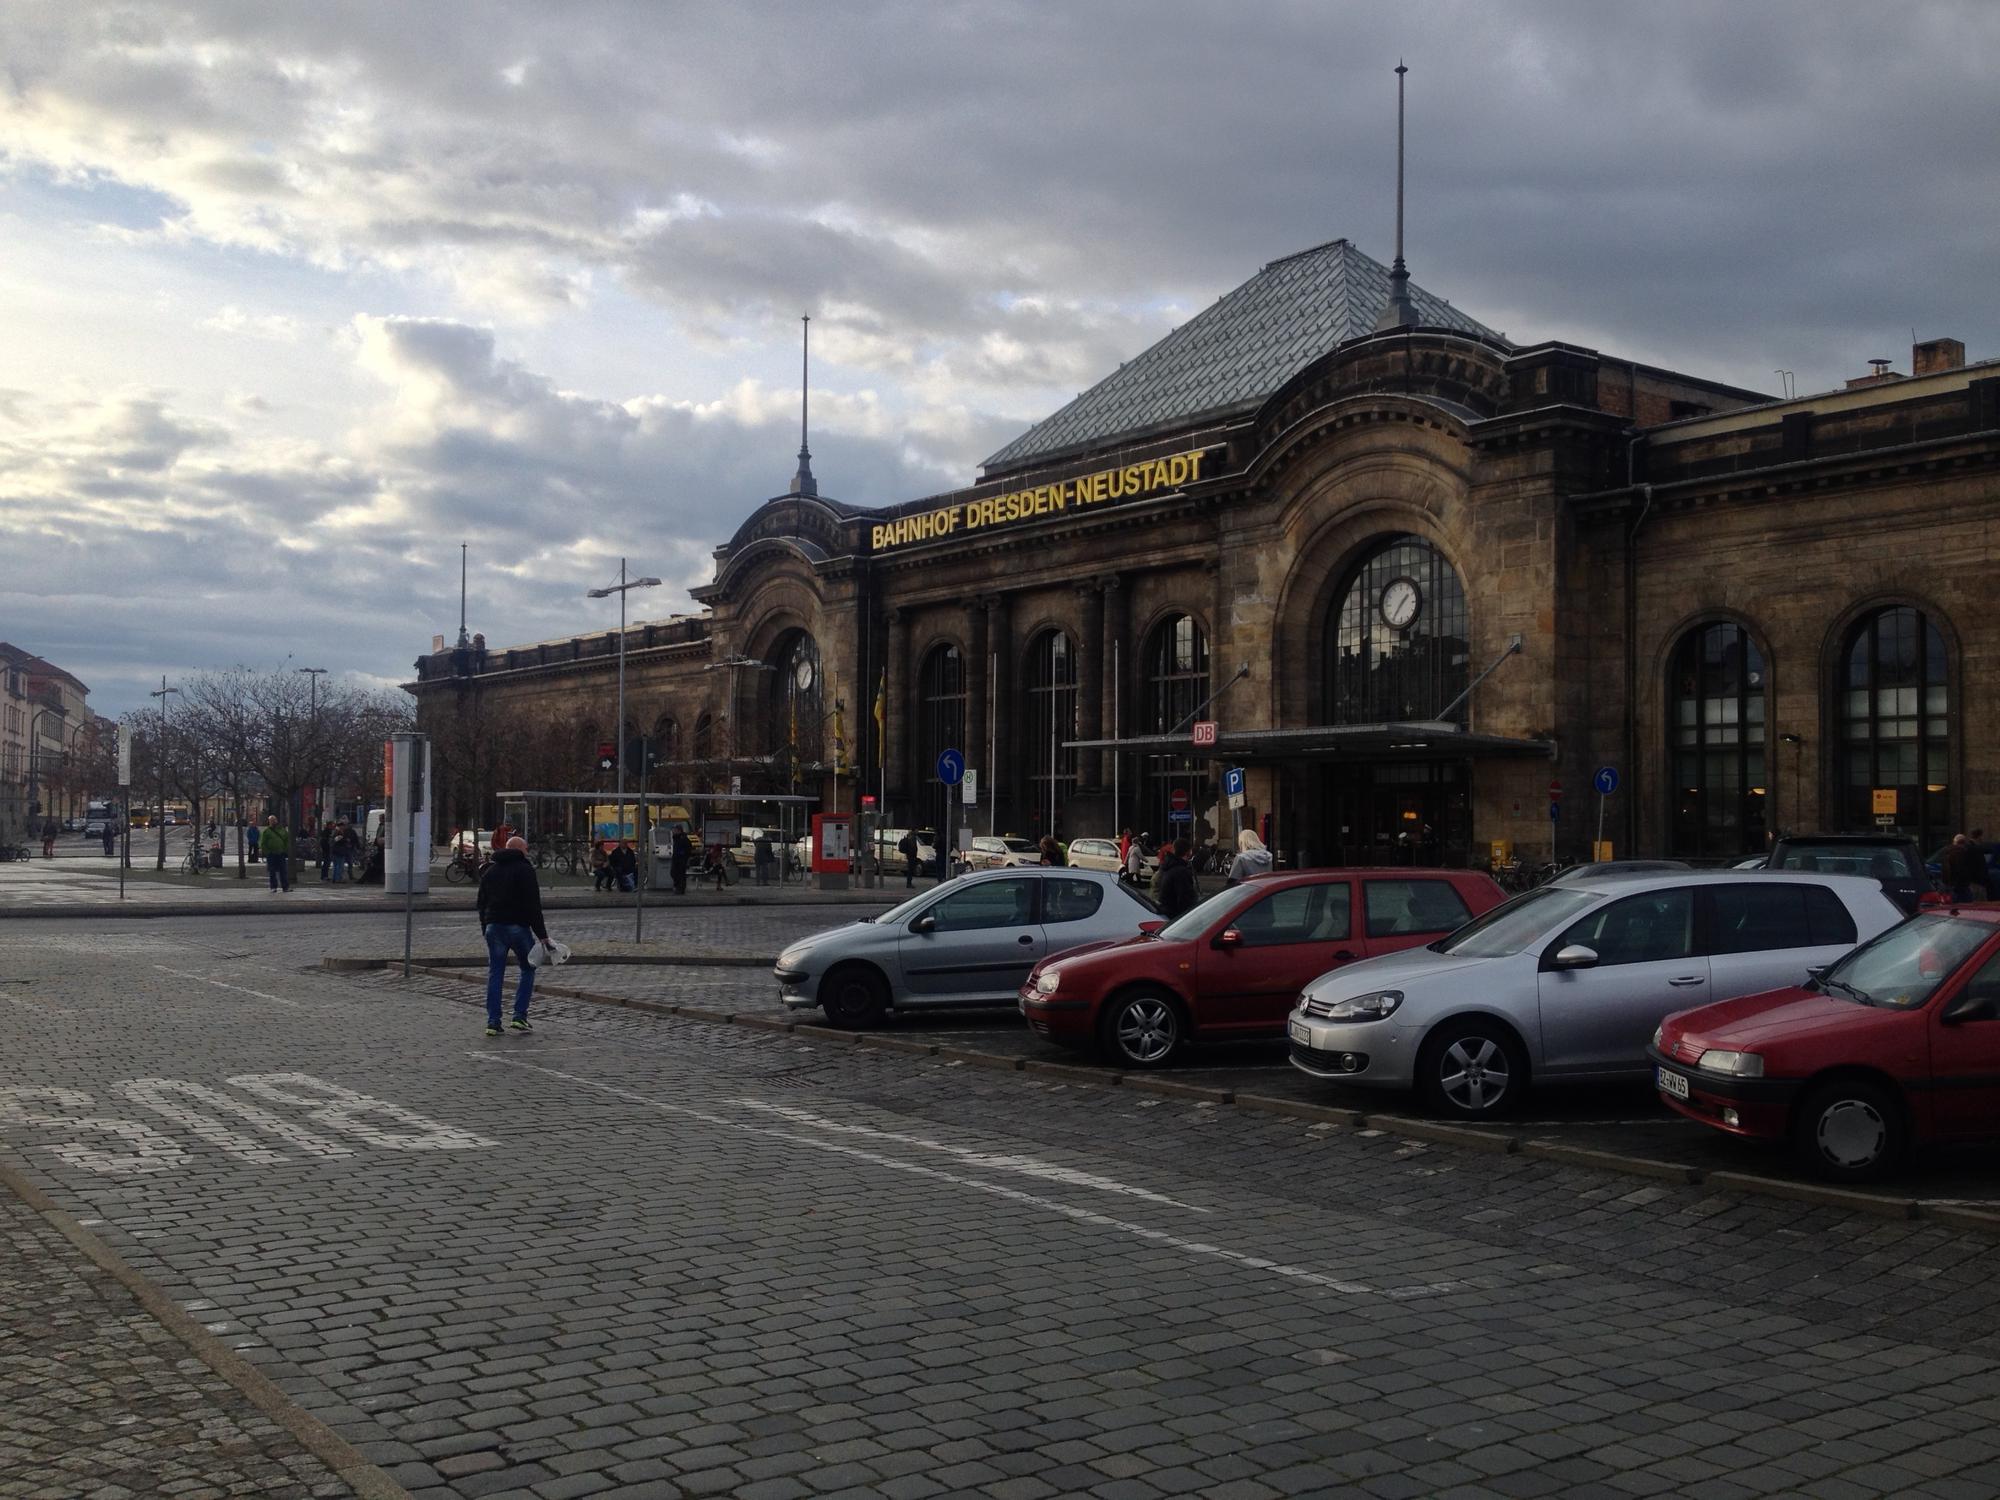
<box><xmin>1286</xmin><ymin>871</ymin><xmax>1903</xmax><ymax>1118</ymax></box>
<box><xmin>776</xmin><ymin>867</ymin><xmax>1159</xmax><ymax>1027</ymax></box>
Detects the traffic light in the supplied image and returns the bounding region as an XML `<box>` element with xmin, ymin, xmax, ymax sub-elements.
<box><xmin>596</xmin><ymin>741</ymin><xmax>617</xmax><ymax>772</ymax></box>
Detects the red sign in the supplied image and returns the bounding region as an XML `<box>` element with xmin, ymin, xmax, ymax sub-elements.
<box><xmin>860</xmin><ymin>794</ymin><xmax>877</xmax><ymax>810</ymax></box>
<box><xmin>1170</xmin><ymin>788</ymin><xmax>1190</xmax><ymax>811</ymax></box>
<box><xmin>1191</xmin><ymin>721</ymin><xmax>1218</xmax><ymax>747</ymax></box>
<box><xmin>1548</xmin><ymin>780</ymin><xmax>1565</xmax><ymax>799</ymax></box>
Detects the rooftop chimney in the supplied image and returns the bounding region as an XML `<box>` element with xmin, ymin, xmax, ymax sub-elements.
<box><xmin>1845</xmin><ymin>357</ymin><xmax>1904</xmax><ymax>390</ymax></box>
<box><xmin>1913</xmin><ymin>337</ymin><xmax>1966</xmax><ymax>376</ymax></box>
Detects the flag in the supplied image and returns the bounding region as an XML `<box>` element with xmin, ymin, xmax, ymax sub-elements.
<box><xmin>872</xmin><ymin>670</ymin><xmax>886</xmax><ymax>767</ymax></box>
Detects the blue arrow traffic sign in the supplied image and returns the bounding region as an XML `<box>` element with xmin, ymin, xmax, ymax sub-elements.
<box><xmin>1549</xmin><ymin>800</ymin><xmax>1562</xmax><ymax>822</ymax></box>
<box><xmin>1593</xmin><ymin>766</ymin><xmax>1620</xmax><ymax>796</ymax></box>
<box><xmin>936</xmin><ymin>748</ymin><xmax>965</xmax><ymax>786</ymax></box>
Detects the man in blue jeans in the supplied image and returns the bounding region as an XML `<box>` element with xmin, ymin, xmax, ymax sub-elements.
<box><xmin>476</xmin><ymin>835</ymin><xmax>553</xmax><ymax>1035</ymax></box>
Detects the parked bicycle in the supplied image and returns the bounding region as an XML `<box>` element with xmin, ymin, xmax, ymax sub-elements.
<box><xmin>443</xmin><ymin>847</ymin><xmax>488</xmax><ymax>883</ymax></box>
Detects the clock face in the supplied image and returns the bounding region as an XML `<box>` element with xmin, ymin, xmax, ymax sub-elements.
<box><xmin>1380</xmin><ymin>577</ymin><xmax>1421</xmax><ymax>630</ymax></box>
<box><xmin>793</xmin><ymin>656</ymin><xmax>816</xmax><ymax>690</ymax></box>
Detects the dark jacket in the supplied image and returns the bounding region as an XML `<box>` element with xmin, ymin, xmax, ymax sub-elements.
<box><xmin>1152</xmin><ymin>852</ymin><xmax>1197</xmax><ymax>919</ymax></box>
<box><xmin>670</xmin><ymin>832</ymin><xmax>692</xmax><ymax>871</ymax></box>
<box><xmin>477</xmin><ymin>849</ymin><xmax>549</xmax><ymax>939</ymax></box>
<box><xmin>607</xmin><ymin>844</ymin><xmax>637</xmax><ymax>878</ymax></box>
<box><xmin>1943</xmin><ymin>842</ymin><xmax>1987</xmax><ymax>891</ymax></box>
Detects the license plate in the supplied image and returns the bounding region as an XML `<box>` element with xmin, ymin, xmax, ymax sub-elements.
<box><xmin>1656</xmin><ymin>1066</ymin><xmax>1690</xmax><ymax>1100</ymax></box>
<box><xmin>1289</xmin><ymin>1019</ymin><xmax>1312</xmax><ymax>1045</ymax></box>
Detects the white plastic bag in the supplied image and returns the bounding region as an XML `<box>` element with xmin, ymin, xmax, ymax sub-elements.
<box><xmin>528</xmin><ymin>938</ymin><xmax>571</xmax><ymax>968</ymax></box>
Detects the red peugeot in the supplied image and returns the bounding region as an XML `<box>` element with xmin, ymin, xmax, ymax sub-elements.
<box><xmin>1650</xmin><ymin>907</ymin><xmax>2000</xmax><ymax>1181</ymax></box>
<box><xmin>1019</xmin><ymin>868</ymin><xmax>1505</xmax><ymax>1068</ymax></box>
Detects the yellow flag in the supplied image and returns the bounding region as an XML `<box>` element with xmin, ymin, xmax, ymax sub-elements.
<box><xmin>872</xmin><ymin>670</ymin><xmax>886</xmax><ymax>766</ymax></box>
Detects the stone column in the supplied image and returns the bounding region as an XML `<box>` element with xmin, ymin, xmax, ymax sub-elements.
<box><xmin>884</xmin><ymin>607</ymin><xmax>910</xmax><ymax>812</ymax></box>
<box><xmin>1101</xmin><ymin>574</ymin><xmax>1128</xmax><ymax>822</ymax></box>
<box><xmin>1078</xmin><ymin>582</ymin><xmax>1105</xmax><ymax>790</ymax></box>
<box><xmin>985</xmin><ymin>595</ymin><xmax>1013</xmax><ymax>832</ymax></box>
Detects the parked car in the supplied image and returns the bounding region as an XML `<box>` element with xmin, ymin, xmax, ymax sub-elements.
<box><xmin>1022</xmin><ymin>868</ymin><xmax>1506</xmax><ymax>1068</ymax></box>
<box><xmin>83</xmin><ymin>819</ymin><xmax>109</xmax><ymax>839</ymax></box>
<box><xmin>1287</xmin><ymin>872</ymin><xmax>1904</xmax><ymax>1118</ymax></box>
<box><xmin>872</xmin><ymin>827</ymin><xmax>939</xmax><ymax>871</ymax></box>
<box><xmin>1062</xmin><ymin>836</ymin><xmax>1160</xmax><ymax>880</ymax></box>
<box><xmin>1651</xmin><ymin>907</ymin><xmax>2000</xmax><ymax>1180</ymax></box>
<box><xmin>775</xmin><ymin>868</ymin><xmax>1158</xmax><ymax>1027</ymax></box>
<box><xmin>729</xmin><ymin>826</ymin><xmax>776</xmax><ymax>870</ymax></box>
<box><xmin>1761</xmin><ymin>833</ymin><xmax>1931</xmax><ymax>914</ymax></box>
<box><xmin>1548</xmin><ymin>860</ymin><xmax>1692</xmax><ymax>884</ymax></box>
<box><xmin>62</xmin><ymin>816</ymin><xmax>82</xmax><ymax>832</ymax></box>
<box><xmin>966</xmin><ymin>835</ymin><xmax>1039</xmax><ymax>870</ymax></box>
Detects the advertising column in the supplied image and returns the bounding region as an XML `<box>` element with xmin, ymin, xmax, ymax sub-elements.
<box><xmin>384</xmin><ymin>733</ymin><xmax>432</xmax><ymax>897</ymax></box>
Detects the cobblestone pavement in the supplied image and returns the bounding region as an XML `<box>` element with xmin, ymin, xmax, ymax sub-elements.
<box><xmin>0</xmin><ymin>1192</ymin><xmax>355</xmax><ymax>1499</ymax></box>
<box><xmin>7</xmin><ymin>922</ymin><xmax>2000</xmax><ymax>1498</ymax></box>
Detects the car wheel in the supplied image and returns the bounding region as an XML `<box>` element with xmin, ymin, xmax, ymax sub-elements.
<box><xmin>1793</xmin><ymin>1078</ymin><xmax>1905</xmax><ymax>1182</ymax></box>
<box><xmin>1098</xmin><ymin>990</ymin><xmax>1183</xmax><ymax>1069</ymax></box>
<box><xmin>820</xmin><ymin>964</ymin><xmax>889</xmax><ymax>1030</ymax></box>
<box><xmin>1418</xmin><ymin>1020</ymin><xmax>1526</xmax><ymax>1119</ymax></box>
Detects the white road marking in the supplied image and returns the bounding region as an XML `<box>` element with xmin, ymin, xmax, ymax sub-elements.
<box><xmin>153</xmin><ymin>966</ymin><xmax>302</xmax><ymax>1008</ymax></box>
<box><xmin>733</xmin><ymin>1098</ymin><xmax>1210</xmax><ymax>1212</ymax></box>
<box><xmin>473</xmin><ymin>1053</ymin><xmax>1461</xmax><ymax>1301</ymax></box>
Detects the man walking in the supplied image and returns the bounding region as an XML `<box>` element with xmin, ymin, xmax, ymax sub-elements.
<box><xmin>478</xmin><ymin>834</ymin><xmax>552</xmax><ymax>1035</ymax></box>
<box><xmin>247</xmin><ymin>820</ymin><xmax>260</xmax><ymax>864</ymax></box>
<box><xmin>1151</xmin><ymin>837</ymin><xmax>1198</xmax><ymax>919</ymax></box>
<box><xmin>1943</xmin><ymin>833</ymin><xmax>1986</xmax><ymax>904</ymax></box>
<box><xmin>754</xmin><ymin>829</ymin><xmax>775</xmax><ymax>886</ymax></box>
<box><xmin>327</xmin><ymin>821</ymin><xmax>352</xmax><ymax>883</ymax></box>
<box><xmin>898</xmin><ymin>829</ymin><xmax>919</xmax><ymax>889</ymax></box>
<box><xmin>261</xmin><ymin>816</ymin><xmax>291</xmax><ymax>892</ymax></box>
<box><xmin>40</xmin><ymin>815</ymin><xmax>58</xmax><ymax>859</ymax></box>
<box><xmin>669</xmin><ymin>828</ymin><xmax>691</xmax><ymax>895</ymax></box>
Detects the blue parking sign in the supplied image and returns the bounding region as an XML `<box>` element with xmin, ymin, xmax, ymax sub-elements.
<box><xmin>1224</xmin><ymin>767</ymin><xmax>1245</xmax><ymax>798</ymax></box>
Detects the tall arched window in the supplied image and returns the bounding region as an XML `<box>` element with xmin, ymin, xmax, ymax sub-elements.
<box><xmin>1023</xmin><ymin>631</ymin><xmax>1078</xmax><ymax>828</ymax></box>
<box><xmin>1327</xmin><ymin>536</ymin><xmax>1469</xmax><ymax>724</ymax></box>
<box><xmin>654</xmin><ymin>715</ymin><xmax>680</xmax><ymax>765</ymax></box>
<box><xmin>770</xmin><ymin>632</ymin><xmax>824</xmax><ymax>777</ymax></box>
<box><xmin>1669</xmin><ymin>622</ymin><xmax>1768</xmax><ymax>857</ymax></box>
<box><xmin>693</xmin><ymin>712</ymin><xmax>715</xmax><ymax>764</ymax></box>
<box><xmin>1142</xmin><ymin>614</ymin><xmax>1210</xmax><ymax>838</ymax></box>
<box><xmin>1839</xmin><ymin>606</ymin><xmax>1950</xmax><ymax>847</ymax></box>
<box><xmin>914</xmin><ymin>644</ymin><xmax>966</xmax><ymax>831</ymax></box>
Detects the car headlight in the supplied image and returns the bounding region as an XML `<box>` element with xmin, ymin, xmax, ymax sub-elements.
<box><xmin>1034</xmin><ymin>971</ymin><xmax>1060</xmax><ymax>995</ymax></box>
<box><xmin>1696</xmin><ymin>1049</ymin><xmax>1763</xmax><ymax>1078</ymax></box>
<box><xmin>1319</xmin><ymin>989</ymin><xmax>1404</xmax><ymax>1022</ymax></box>
<box><xmin>777</xmin><ymin>947</ymin><xmax>813</xmax><ymax>972</ymax></box>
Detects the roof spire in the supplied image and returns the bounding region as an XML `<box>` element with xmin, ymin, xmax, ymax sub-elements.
<box><xmin>789</xmin><ymin>313</ymin><xmax>818</xmax><ymax>497</ymax></box>
<box><xmin>1374</xmin><ymin>60</ymin><xmax>1418</xmax><ymax>332</ymax></box>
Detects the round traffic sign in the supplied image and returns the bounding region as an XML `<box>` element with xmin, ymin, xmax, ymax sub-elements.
<box><xmin>1170</xmin><ymin>787</ymin><xmax>1189</xmax><ymax>811</ymax></box>
<box><xmin>1548</xmin><ymin>779</ymin><xmax>1565</xmax><ymax>799</ymax></box>
<box><xmin>1593</xmin><ymin>766</ymin><xmax>1619</xmax><ymax>796</ymax></box>
<box><xmin>936</xmin><ymin>748</ymin><xmax>964</xmax><ymax>786</ymax></box>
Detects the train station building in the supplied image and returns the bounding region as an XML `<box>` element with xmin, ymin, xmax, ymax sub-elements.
<box><xmin>410</xmin><ymin>236</ymin><xmax>2000</xmax><ymax>867</ymax></box>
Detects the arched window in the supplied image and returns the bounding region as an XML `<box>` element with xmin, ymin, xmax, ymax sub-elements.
<box><xmin>1327</xmin><ymin>537</ymin><xmax>1469</xmax><ymax>724</ymax></box>
<box><xmin>770</xmin><ymin>632</ymin><xmax>824</xmax><ymax>776</ymax></box>
<box><xmin>1668</xmin><ymin>623</ymin><xmax>1768</xmax><ymax>857</ymax></box>
<box><xmin>1023</xmin><ymin>631</ymin><xmax>1078</xmax><ymax>827</ymax></box>
<box><xmin>1839</xmin><ymin>606</ymin><xmax>1950</xmax><ymax>847</ymax></box>
<box><xmin>914</xmin><ymin>644</ymin><xmax>965</xmax><ymax>830</ymax></box>
<box><xmin>1142</xmin><ymin>614</ymin><xmax>1211</xmax><ymax>839</ymax></box>
<box><xmin>654</xmin><ymin>715</ymin><xmax>680</xmax><ymax>765</ymax></box>
<box><xmin>693</xmin><ymin>712</ymin><xmax>715</xmax><ymax>764</ymax></box>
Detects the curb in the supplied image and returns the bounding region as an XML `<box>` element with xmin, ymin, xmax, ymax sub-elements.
<box><xmin>396</xmin><ymin>964</ymin><xmax>1997</xmax><ymax>1237</ymax></box>
<box><xmin>322</xmin><ymin>954</ymin><xmax>776</xmax><ymax>972</ymax></box>
<box><xmin>0</xmin><ymin>1160</ymin><xmax>412</xmax><ymax>1500</ymax></box>
<box><xmin>0</xmin><ymin>892</ymin><xmax>899</xmax><ymax>922</ymax></box>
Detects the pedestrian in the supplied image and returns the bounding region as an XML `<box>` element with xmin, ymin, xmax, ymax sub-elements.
<box><xmin>754</xmin><ymin>829</ymin><xmax>775</xmax><ymax>886</ymax></box>
<box><xmin>476</xmin><ymin>834</ymin><xmax>552</xmax><ymax>1035</ymax></box>
<box><xmin>261</xmin><ymin>815</ymin><xmax>292</xmax><ymax>892</ymax></box>
<box><xmin>101</xmin><ymin>817</ymin><xmax>117</xmax><ymax>857</ymax></box>
<box><xmin>40</xmin><ymin>815</ymin><xmax>58</xmax><ymax>859</ymax></box>
<box><xmin>1227</xmin><ymin>828</ymin><xmax>1274</xmax><ymax>886</ymax></box>
<box><xmin>1152</xmin><ymin>836</ymin><xmax>1198</xmax><ymax>919</ymax></box>
<box><xmin>670</xmin><ymin>828</ymin><xmax>691</xmax><ymax>895</ymax></box>
<box><xmin>1118</xmin><ymin>826</ymin><xmax>1133</xmax><ymax>873</ymax></box>
<box><xmin>608</xmin><ymin>839</ymin><xmax>637</xmax><ymax>892</ymax></box>
<box><xmin>591</xmin><ymin>843</ymin><xmax>612</xmax><ymax>892</ymax></box>
<box><xmin>1124</xmin><ymin>832</ymin><xmax>1146</xmax><ymax>886</ymax></box>
<box><xmin>1037</xmin><ymin>835</ymin><xmax>1066</xmax><ymax>867</ymax></box>
<box><xmin>1943</xmin><ymin>833</ymin><xmax>1986</xmax><ymax>904</ymax></box>
<box><xmin>247</xmin><ymin>820</ymin><xmax>261</xmax><ymax>864</ymax></box>
<box><xmin>316</xmin><ymin>819</ymin><xmax>334</xmax><ymax>881</ymax></box>
<box><xmin>898</xmin><ymin>829</ymin><xmax>919</xmax><ymax>888</ymax></box>
<box><xmin>327</xmin><ymin>821</ymin><xmax>352</xmax><ymax>883</ymax></box>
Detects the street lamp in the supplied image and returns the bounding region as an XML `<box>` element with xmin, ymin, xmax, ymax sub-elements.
<box><xmin>588</xmin><ymin>560</ymin><xmax>661</xmax><ymax>939</ymax></box>
<box><xmin>298</xmin><ymin>666</ymin><xmax>327</xmax><ymax>834</ymax></box>
<box><xmin>1780</xmin><ymin>733</ymin><xmax>1805</xmax><ymax>838</ymax></box>
<box><xmin>150</xmin><ymin>676</ymin><xmax>180</xmax><ymax>870</ymax></box>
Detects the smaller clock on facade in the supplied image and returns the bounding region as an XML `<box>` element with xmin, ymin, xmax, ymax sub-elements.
<box><xmin>1380</xmin><ymin>577</ymin><xmax>1422</xmax><ymax>630</ymax></box>
<box><xmin>794</xmin><ymin>656</ymin><xmax>816</xmax><ymax>690</ymax></box>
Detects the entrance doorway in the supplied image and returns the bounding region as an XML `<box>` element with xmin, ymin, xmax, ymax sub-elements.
<box><xmin>1324</xmin><ymin>761</ymin><xmax>1470</xmax><ymax>867</ymax></box>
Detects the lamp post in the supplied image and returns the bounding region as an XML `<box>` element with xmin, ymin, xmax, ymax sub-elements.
<box><xmin>297</xmin><ymin>666</ymin><xmax>326</xmax><ymax>836</ymax></box>
<box><xmin>149</xmin><ymin>676</ymin><xmax>180</xmax><ymax>870</ymax></box>
<box><xmin>588</xmin><ymin>560</ymin><xmax>661</xmax><ymax>939</ymax></box>
<box><xmin>703</xmin><ymin>654</ymin><xmax>778</xmax><ymax>794</ymax></box>
<box><xmin>1780</xmin><ymin>733</ymin><xmax>1805</xmax><ymax>838</ymax></box>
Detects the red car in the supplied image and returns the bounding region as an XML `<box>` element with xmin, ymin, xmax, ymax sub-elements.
<box><xmin>1020</xmin><ymin>868</ymin><xmax>1506</xmax><ymax>1068</ymax></box>
<box><xmin>1650</xmin><ymin>907</ymin><xmax>2000</xmax><ymax>1181</ymax></box>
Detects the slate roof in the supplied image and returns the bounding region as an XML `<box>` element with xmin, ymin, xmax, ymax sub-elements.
<box><xmin>982</xmin><ymin>239</ymin><xmax>1502</xmax><ymax>474</ymax></box>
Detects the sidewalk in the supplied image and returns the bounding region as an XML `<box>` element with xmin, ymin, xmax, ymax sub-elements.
<box><xmin>0</xmin><ymin>1173</ymin><xmax>380</xmax><ymax>1499</ymax></box>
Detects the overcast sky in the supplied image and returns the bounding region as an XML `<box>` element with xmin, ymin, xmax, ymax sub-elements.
<box><xmin>4</xmin><ymin>1</ymin><xmax>1997</xmax><ymax>715</ymax></box>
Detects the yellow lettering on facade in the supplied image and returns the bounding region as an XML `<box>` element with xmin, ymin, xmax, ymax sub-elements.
<box><xmin>870</xmin><ymin>447</ymin><xmax>1220</xmax><ymax>550</ymax></box>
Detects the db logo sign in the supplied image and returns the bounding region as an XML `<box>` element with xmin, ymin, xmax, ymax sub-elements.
<box><xmin>1191</xmin><ymin>721</ymin><xmax>1218</xmax><ymax>747</ymax></box>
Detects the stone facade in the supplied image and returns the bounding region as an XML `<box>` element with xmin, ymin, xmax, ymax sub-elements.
<box><xmin>411</xmin><ymin>315</ymin><xmax>2000</xmax><ymax>869</ymax></box>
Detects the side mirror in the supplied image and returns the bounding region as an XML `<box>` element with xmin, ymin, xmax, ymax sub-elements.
<box><xmin>1806</xmin><ymin>965</ymin><xmax>1829</xmax><ymax>986</ymax></box>
<box><xmin>1138</xmin><ymin>919</ymin><xmax>1166</xmax><ymax>936</ymax></box>
<box><xmin>1944</xmin><ymin>990</ymin><xmax>1999</xmax><ymax>1024</ymax></box>
<box><xmin>911</xmin><ymin>915</ymin><xmax>937</xmax><ymax>935</ymax></box>
<box><xmin>1551</xmin><ymin>943</ymin><xmax>1599</xmax><ymax>971</ymax></box>
<box><xmin>1214</xmin><ymin>928</ymin><xmax>1243</xmax><ymax>949</ymax></box>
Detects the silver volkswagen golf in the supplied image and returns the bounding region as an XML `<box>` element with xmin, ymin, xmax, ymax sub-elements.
<box><xmin>776</xmin><ymin>867</ymin><xmax>1159</xmax><ymax>1028</ymax></box>
<box><xmin>1287</xmin><ymin>871</ymin><xmax>1904</xmax><ymax>1118</ymax></box>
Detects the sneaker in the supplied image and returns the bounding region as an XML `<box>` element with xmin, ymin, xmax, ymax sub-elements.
<box><xmin>508</xmin><ymin>1019</ymin><xmax>532</xmax><ymax>1032</ymax></box>
<box><xmin>484</xmin><ymin>1025</ymin><xmax>503</xmax><ymax>1037</ymax></box>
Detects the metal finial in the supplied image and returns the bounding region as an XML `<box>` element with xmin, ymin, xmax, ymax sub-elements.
<box><xmin>1375</xmin><ymin>60</ymin><xmax>1418</xmax><ymax>332</ymax></box>
<box><xmin>789</xmin><ymin>313</ymin><xmax>818</xmax><ymax>497</ymax></box>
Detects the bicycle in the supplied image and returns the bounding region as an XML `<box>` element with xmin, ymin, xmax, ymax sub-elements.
<box><xmin>443</xmin><ymin>849</ymin><xmax>488</xmax><ymax>884</ymax></box>
<box><xmin>179</xmin><ymin>843</ymin><xmax>211</xmax><ymax>875</ymax></box>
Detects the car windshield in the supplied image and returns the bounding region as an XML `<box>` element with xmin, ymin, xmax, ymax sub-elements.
<box><xmin>1818</xmin><ymin>912</ymin><xmax>1992</xmax><ymax>1009</ymax></box>
<box><xmin>872</xmin><ymin>886</ymin><xmax>946</xmax><ymax>924</ymax></box>
<box><xmin>1003</xmin><ymin>838</ymin><xmax>1036</xmax><ymax>852</ymax></box>
<box><xmin>1775</xmin><ymin>842</ymin><xmax>1919</xmax><ymax>879</ymax></box>
<box><xmin>1431</xmin><ymin>886</ymin><xmax>1599</xmax><ymax>957</ymax></box>
<box><xmin>1158</xmin><ymin>886</ymin><xmax>1253</xmax><ymax>942</ymax></box>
